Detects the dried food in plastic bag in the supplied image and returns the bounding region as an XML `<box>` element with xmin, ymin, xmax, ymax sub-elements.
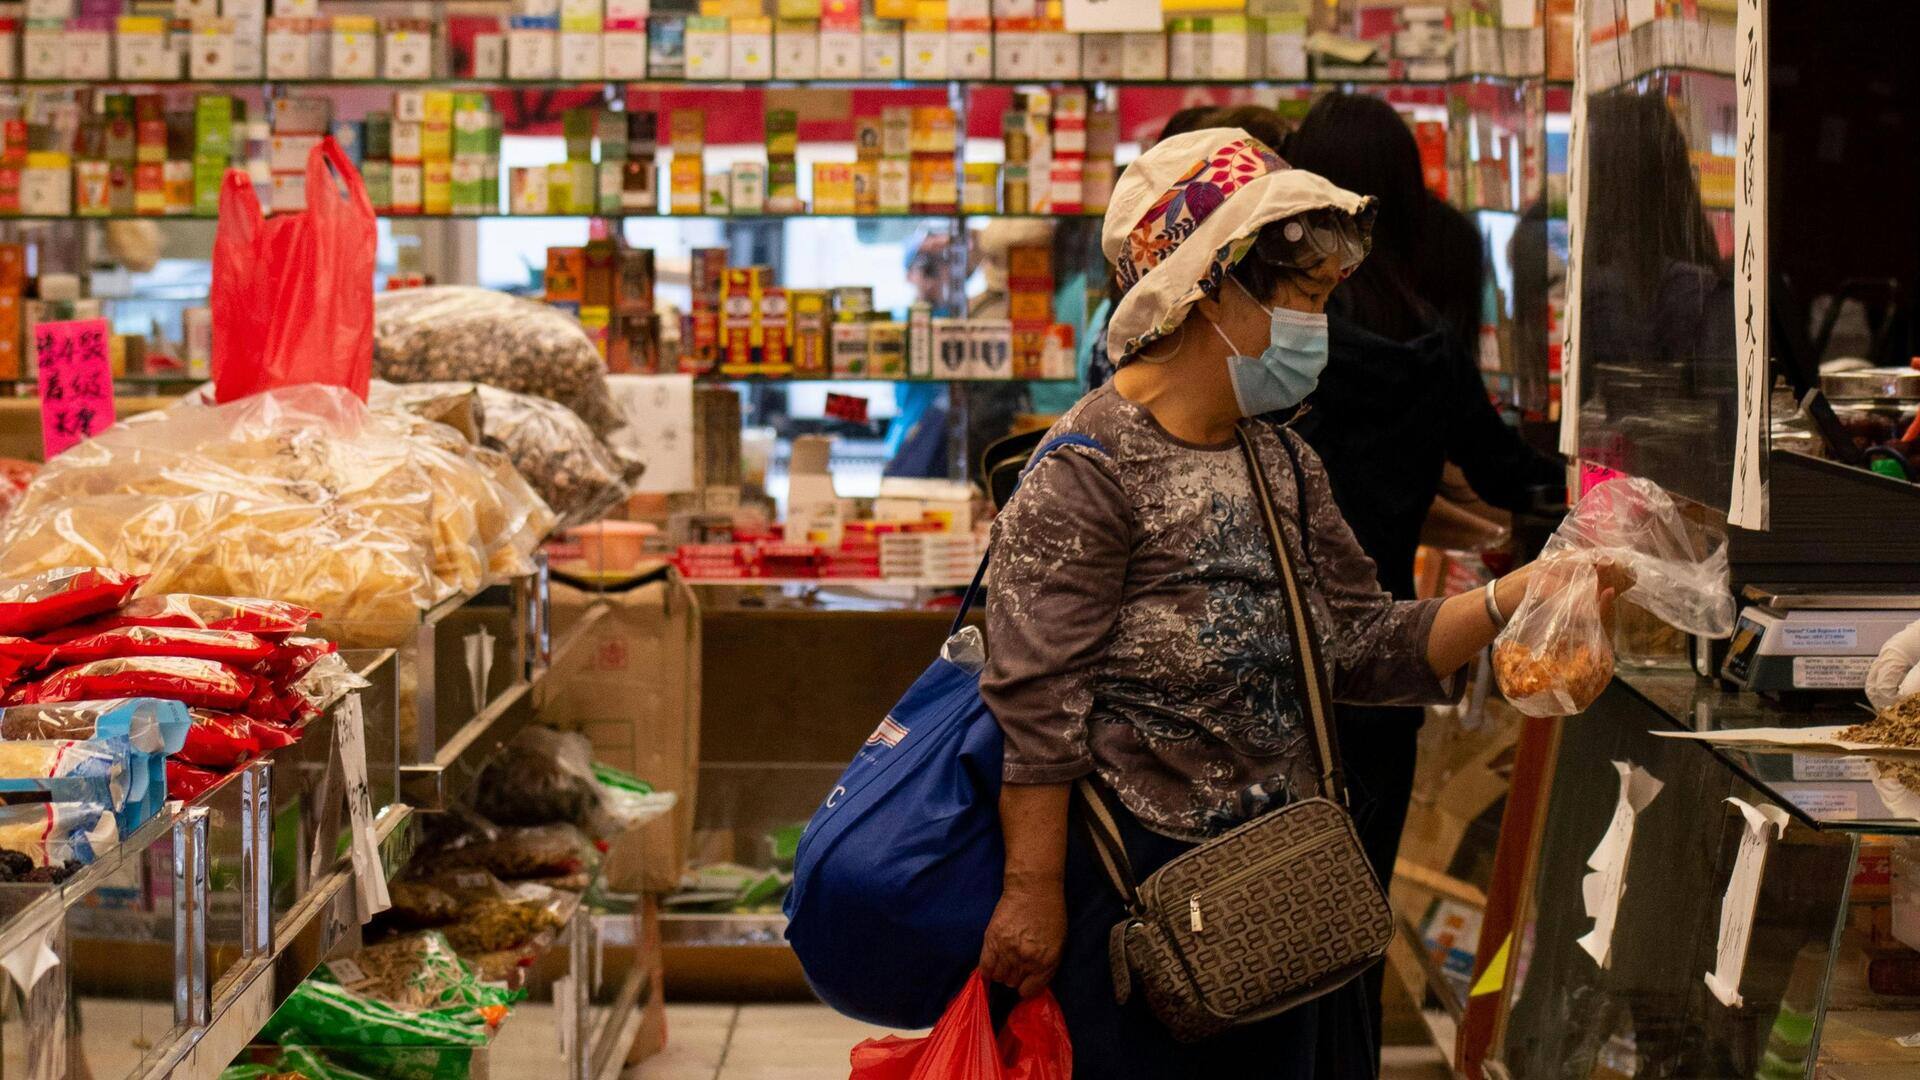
<box><xmin>1538</xmin><ymin>476</ymin><xmax>1736</xmax><ymax>638</ymax></box>
<box><xmin>175</xmin><ymin>709</ymin><xmax>261</xmax><ymax>769</ymax></box>
<box><xmin>374</xmin><ymin>380</ymin><xmax>639</xmax><ymax>530</ymax></box>
<box><xmin>0</xmin><ymin>698</ymin><xmax>190</xmax><ymax>754</ymax></box>
<box><xmin>0</xmin><ymin>736</ymin><xmax>131</xmax><ymax>808</ymax></box>
<box><xmin>0</xmin><ymin>567</ymin><xmax>143</xmax><ymax>637</ymax></box>
<box><xmin>50</xmin><ymin>626</ymin><xmax>276</xmax><ymax>669</ymax></box>
<box><xmin>0</xmin><ymin>636</ymin><xmax>55</xmax><ymax>681</ymax></box>
<box><xmin>382</xmin><ymin>881</ymin><xmax>464</xmax><ymax>929</ymax></box>
<box><xmin>11</xmin><ymin>656</ymin><xmax>255</xmax><ymax>711</ymax></box>
<box><xmin>0</xmin><ymin>801</ymin><xmax>117</xmax><ymax>865</ymax></box>
<box><xmin>373</xmin><ymin>286</ymin><xmax>625</xmax><ymax>437</ymax></box>
<box><xmin>257</xmin><ymin>637</ymin><xmax>338</xmax><ymax>682</ymax></box>
<box><xmin>48</xmin><ymin>594</ymin><xmax>319</xmax><ymax>640</ymax></box>
<box><xmin>592</xmin><ymin>761</ymin><xmax>678</xmax><ymax>831</ymax></box>
<box><xmin>474</xmin><ymin>726</ymin><xmax>604</xmax><ymax>829</ymax></box>
<box><xmin>427</xmin><ymin>823</ymin><xmax>595</xmax><ymax>880</ymax></box>
<box><xmin>440</xmin><ymin>897</ymin><xmax>566</xmax><ymax>954</ymax></box>
<box><xmin>167</xmin><ymin>758</ymin><xmax>227</xmax><ymax>800</ymax></box>
<box><xmin>0</xmin><ymin>852</ymin><xmax>82</xmax><ymax>883</ymax></box>
<box><xmin>0</xmin><ymin>387</ymin><xmax>545</xmax><ymax>649</ymax></box>
<box><xmin>319</xmin><ymin>931</ymin><xmax>521</xmax><ymax>1016</ymax></box>
<box><xmin>412</xmin><ymin>803</ymin><xmax>499</xmax><ymax>858</ymax></box>
<box><xmin>0</xmin><ymin>459</ymin><xmax>37</xmax><ymax>526</ymax></box>
<box><xmin>261</xmin><ymin>980</ymin><xmax>492</xmax><ymax>1080</ymax></box>
<box><xmin>1493</xmin><ymin>559</ymin><xmax>1617</xmax><ymax>718</ymax></box>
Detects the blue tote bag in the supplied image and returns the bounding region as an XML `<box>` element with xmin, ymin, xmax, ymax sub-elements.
<box><xmin>784</xmin><ymin>434</ymin><xmax>1104</xmax><ymax>1030</ymax></box>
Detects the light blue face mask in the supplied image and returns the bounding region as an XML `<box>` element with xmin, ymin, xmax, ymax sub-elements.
<box><xmin>1206</xmin><ymin>277</ymin><xmax>1330</xmax><ymax>418</ymax></box>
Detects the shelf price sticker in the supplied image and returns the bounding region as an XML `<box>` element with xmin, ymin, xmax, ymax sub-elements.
<box><xmin>33</xmin><ymin>318</ymin><xmax>115</xmax><ymax>459</ymax></box>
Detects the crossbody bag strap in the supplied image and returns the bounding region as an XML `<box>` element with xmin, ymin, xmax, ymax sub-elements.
<box><xmin>1074</xmin><ymin>779</ymin><xmax>1144</xmax><ymax>913</ymax></box>
<box><xmin>1235</xmin><ymin>422</ymin><xmax>1349</xmax><ymax>806</ymax></box>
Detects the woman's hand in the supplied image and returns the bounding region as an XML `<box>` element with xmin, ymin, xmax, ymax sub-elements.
<box><xmin>980</xmin><ymin>874</ymin><xmax>1067</xmax><ymax>998</ymax></box>
<box><xmin>1428</xmin><ymin>556</ymin><xmax>1636</xmax><ymax>676</ymax></box>
<box><xmin>1491</xmin><ymin>557</ymin><xmax>1636</xmax><ymax>631</ymax></box>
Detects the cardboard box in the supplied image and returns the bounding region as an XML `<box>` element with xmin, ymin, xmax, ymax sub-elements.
<box><xmin>546</xmin><ymin>578</ymin><xmax>701</xmax><ymax>896</ymax></box>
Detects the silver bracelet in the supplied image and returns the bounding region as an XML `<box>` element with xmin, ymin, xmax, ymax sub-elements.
<box><xmin>1483</xmin><ymin>580</ymin><xmax>1509</xmax><ymax>630</ymax></box>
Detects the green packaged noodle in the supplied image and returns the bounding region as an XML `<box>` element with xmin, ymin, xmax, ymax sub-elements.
<box><xmin>317</xmin><ymin>932</ymin><xmax>522</xmax><ymax>1016</ymax></box>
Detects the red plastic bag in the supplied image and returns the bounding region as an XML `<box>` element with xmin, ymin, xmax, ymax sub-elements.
<box><xmin>167</xmin><ymin>758</ymin><xmax>226</xmax><ymax>801</ymax></box>
<box><xmin>0</xmin><ymin>568</ymin><xmax>142</xmax><ymax>637</ymax></box>
<box><xmin>254</xmin><ymin>636</ymin><xmax>337</xmax><ymax>681</ymax></box>
<box><xmin>849</xmin><ymin>973</ymin><xmax>1071</xmax><ymax>1080</ymax></box>
<box><xmin>175</xmin><ymin>708</ymin><xmax>261</xmax><ymax>769</ymax></box>
<box><xmin>211</xmin><ymin>137</ymin><xmax>376</xmax><ymax>403</ymax></box>
<box><xmin>43</xmin><ymin>594</ymin><xmax>318</xmax><ymax>642</ymax></box>
<box><xmin>50</xmin><ymin>626</ymin><xmax>276</xmax><ymax>668</ymax></box>
<box><xmin>10</xmin><ymin>656</ymin><xmax>255</xmax><ymax>711</ymax></box>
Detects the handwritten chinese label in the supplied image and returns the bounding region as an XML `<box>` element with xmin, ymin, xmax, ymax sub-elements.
<box><xmin>1559</xmin><ymin>0</ymin><xmax>1591</xmax><ymax>459</ymax></box>
<box><xmin>824</xmin><ymin>392</ymin><xmax>870</xmax><ymax>425</ymax></box>
<box><xmin>33</xmin><ymin>318</ymin><xmax>115</xmax><ymax>459</ymax></box>
<box><xmin>1728</xmin><ymin>0</ymin><xmax>1769</xmax><ymax>529</ymax></box>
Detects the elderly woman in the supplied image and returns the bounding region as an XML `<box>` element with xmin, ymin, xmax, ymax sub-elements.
<box><xmin>976</xmin><ymin>129</ymin><xmax>1612</xmax><ymax>1077</ymax></box>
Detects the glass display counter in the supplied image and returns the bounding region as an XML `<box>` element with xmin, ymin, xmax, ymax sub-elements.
<box><xmin>1486</xmin><ymin>669</ymin><xmax>1920</xmax><ymax>1080</ymax></box>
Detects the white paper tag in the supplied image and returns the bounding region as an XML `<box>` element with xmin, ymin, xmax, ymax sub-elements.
<box><xmin>327</xmin><ymin>956</ymin><xmax>370</xmax><ymax>987</ymax></box>
<box><xmin>336</xmin><ymin>695</ymin><xmax>390</xmax><ymax>920</ymax></box>
<box><xmin>554</xmin><ymin>973</ymin><xmax>577</xmax><ymax>1060</ymax></box>
<box><xmin>1791</xmin><ymin>755</ymin><xmax>1873</xmax><ymax>782</ymax></box>
<box><xmin>1781</xmin><ymin>625</ymin><xmax>1858</xmax><ymax>651</ymax></box>
<box><xmin>0</xmin><ymin>922</ymin><xmax>60</xmax><ymax>996</ymax></box>
<box><xmin>1784</xmin><ymin>789</ymin><xmax>1857</xmax><ymax>820</ymax></box>
<box><xmin>1705</xmin><ymin>798</ymin><xmax>1789</xmax><ymax>1007</ymax></box>
<box><xmin>1576</xmin><ymin>760</ymin><xmax>1662</xmax><ymax>969</ymax></box>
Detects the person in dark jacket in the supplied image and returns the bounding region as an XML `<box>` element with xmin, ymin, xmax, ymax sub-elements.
<box><xmin>1283</xmin><ymin>92</ymin><xmax>1564</xmax><ymax>1074</ymax></box>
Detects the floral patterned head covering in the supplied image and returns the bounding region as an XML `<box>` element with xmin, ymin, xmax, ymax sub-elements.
<box><xmin>1101</xmin><ymin>128</ymin><xmax>1374</xmax><ymax>363</ymax></box>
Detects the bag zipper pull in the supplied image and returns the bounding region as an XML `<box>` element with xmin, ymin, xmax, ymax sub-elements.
<box><xmin>1189</xmin><ymin>896</ymin><xmax>1204</xmax><ymax>933</ymax></box>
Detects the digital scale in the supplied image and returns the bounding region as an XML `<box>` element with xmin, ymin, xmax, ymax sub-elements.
<box><xmin>1719</xmin><ymin>585</ymin><xmax>1920</xmax><ymax>696</ymax></box>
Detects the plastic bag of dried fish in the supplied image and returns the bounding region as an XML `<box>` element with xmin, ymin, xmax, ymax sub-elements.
<box><xmin>374</xmin><ymin>286</ymin><xmax>624</xmax><ymax>438</ymax></box>
<box><xmin>318</xmin><ymin>931</ymin><xmax>522</xmax><ymax>1017</ymax></box>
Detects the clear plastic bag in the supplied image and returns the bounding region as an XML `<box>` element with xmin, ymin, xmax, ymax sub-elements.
<box><xmin>373</xmin><ymin>286</ymin><xmax>624</xmax><ymax>438</ymax></box>
<box><xmin>0</xmin><ymin>386</ymin><xmax>549</xmax><ymax>648</ymax></box>
<box><xmin>1494</xmin><ymin>478</ymin><xmax>1735</xmax><ymax>717</ymax></box>
<box><xmin>473</xmin><ymin>726</ymin><xmax>605</xmax><ymax>830</ymax></box>
<box><xmin>372</xmin><ymin>380</ymin><xmax>641</xmax><ymax>530</ymax></box>
<box><xmin>1493</xmin><ymin>559</ymin><xmax>1617</xmax><ymax>717</ymax></box>
<box><xmin>1538</xmin><ymin>476</ymin><xmax>1736</xmax><ymax>638</ymax></box>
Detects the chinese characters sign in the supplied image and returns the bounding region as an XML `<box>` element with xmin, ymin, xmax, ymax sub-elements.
<box><xmin>1728</xmin><ymin>0</ymin><xmax>1769</xmax><ymax>529</ymax></box>
<box><xmin>33</xmin><ymin>318</ymin><xmax>116</xmax><ymax>459</ymax></box>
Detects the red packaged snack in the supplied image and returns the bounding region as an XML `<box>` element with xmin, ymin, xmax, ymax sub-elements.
<box><xmin>246</xmin><ymin>682</ymin><xmax>311</xmax><ymax>726</ymax></box>
<box><xmin>248</xmin><ymin>717</ymin><xmax>298</xmax><ymax>752</ymax></box>
<box><xmin>0</xmin><ymin>636</ymin><xmax>56</xmax><ymax>682</ymax></box>
<box><xmin>0</xmin><ymin>568</ymin><xmax>143</xmax><ymax>637</ymax></box>
<box><xmin>167</xmin><ymin>758</ymin><xmax>226</xmax><ymax>801</ymax></box>
<box><xmin>50</xmin><ymin>626</ymin><xmax>276</xmax><ymax>669</ymax></box>
<box><xmin>10</xmin><ymin>656</ymin><xmax>255</xmax><ymax>711</ymax></box>
<box><xmin>41</xmin><ymin>594</ymin><xmax>318</xmax><ymax>642</ymax></box>
<box><xmin>255</xmin><ymin>636</ymin><xmax>338</xmax><ymax>681</ymax></box>
<box><xmin>175</xmin><ymin>708</ymin><xmax>260</xmax><ymax>769</ymax></box>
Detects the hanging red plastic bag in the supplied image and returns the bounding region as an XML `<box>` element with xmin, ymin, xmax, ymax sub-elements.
<box><xmin>849</xmin><ymin>973</ymin><xmax>1071</xmax><ymax>1080</ymax></box>
<box><xmin>211</xmin><ymin>137</ymin><xmax>376</xmax><ymax>403</ymax></box>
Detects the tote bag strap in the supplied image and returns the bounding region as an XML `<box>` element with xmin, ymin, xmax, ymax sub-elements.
<box><xmin>1074</xmin><ymin>779</ymin><xmax>1144</xmax><ymax>914</ymax></box>
<box><xmin>1235</xmin><ymin>422</ymin><xmax>1348</xmax><ymax>807</ymax></box>
<box><xmin>949</xmin><ymin>433</ymin><xmax>1108</xmax><ymax>636</ymax></box>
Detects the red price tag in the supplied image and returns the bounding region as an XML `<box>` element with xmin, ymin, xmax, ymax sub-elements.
<box><xmin>825</xmin><ymin>392</ymin><xmax>870</xmax><ymax>424</ymax></box>
<box><xmin>33</xmin><ymin>318</ymin><xmax>116</xmax><ymax>459</ymax></box>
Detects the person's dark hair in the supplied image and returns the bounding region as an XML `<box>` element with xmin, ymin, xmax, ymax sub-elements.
<box><xmin>1284</xmin><ymin>92</ymin><xmax>1435</xmax><ymax>341</ymax></box>
<box><xmin>1203</xmin><ymin>106</ymin><xmax>1290</xmax><ymax>155</ymax></box>
<box><xmin>1584</xmin><ymin>92</ymin><xmax>1726</xmax><ymax>308</ymax></box>
<box><xmin>1154</xmin><ymin>106</ymin><xmax>1219</xmax><ymax>145</ymax></box>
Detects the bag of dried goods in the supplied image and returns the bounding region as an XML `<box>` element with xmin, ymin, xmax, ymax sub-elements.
<box><xmin>167</xmin><ymin>759</ymin><xmax>227</xmax><ymax>800</ymax></box>
<box><xmin>173</xmin><ymin>709</ymin><xmax>262</xmax><ymax>769</ymax></box>
<box><xmin>0</xmin><ymin>698</ymin><xmax>190</xmax><ymax>754</ymax></box>
<box><xmin>0</xmin><ymin>387</ymin><xmax>543</xmax><ymax>648</ymax></box>
<box><xmin>424</xmin><ymin>823</ymin><xmax>596</xmax><ymax>881</ymax></box>
<box><xmin>11</xmin><ymin>656</ymin><xmax>255</xmax><ymax>711</ymax></box>
<box><xmin>439</xmin><ymin>897</ymin><xmax>566</xmax><ymax>956</ymax></box>
<box><xmin>372</xmin><ymin>380</ymin><xmax>641</xmax><ymax>530</ymax></box>
<box><xmin>474</xmin><ymin>727</ymin><xmax>607</xmax><ymax>830</ymax></box>
<box><xmin>46</xmin><ymin>595</ymin><xmax>319</xmax><ymax>640</ymax></box>
<box><xmin>0</xmin><ymin>800</ymin><xmax>117</xmax><ymax>865</ymax></box>
<box><xmin>0</xmin><ymin>736</ymin><xmax>131</xmax><ymax>810</ymax></box>
<box><xmin>290</xmin><ymin>652</ymin><xmax>371</xmax><ymax>711</ymax></box>
<box><xmin>381</xmin><ymin>881</ymin><xmax>464</xmax><ymax>930</ymax></box>
<box><xmin>256</xmin><ymin>637</ymin><xmax>337</xmax><ymax>682</ymax></box>
<box><xmin>1494</xmin><ymin>477</ymin><xmax>1734</xmax><ymax>717</ymax></box>
<box><xmin>260</xmin><ymin>979</ymin><xmax>492</xmax><ymax>1080</ymax></box>
<box><xmin>0</xmin><ymin>568</ymin><xmax>143</xmax><ymax>637</ymax></box>
<box><xmin>374</xmin><ymin>286</ymin><xmax>624</xmax><ymax>437</ymax></box>
<box><xmin>318</xmin><ymin>932</ymin><xmax>521</xmax><ymax>1018</ymax></box>
<box><xmin>49</xmin><ymin>626</ymin><xmax>277</xmax><ymax>669</ymax></box>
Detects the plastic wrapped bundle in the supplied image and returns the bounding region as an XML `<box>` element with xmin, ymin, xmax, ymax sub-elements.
<box><xmin>374</xmin><ymin>286</ymin><xmax>624</xmax><ymax>437</ymax></box>
<box><xmin>0</xmin><ymin>387</ymin><xmax>550</xmax><ymax>647</ymax></box>
<box><xmin>372</xmin><ymin>381</ymin><xmax>642</xmax><ymax>530</ymax></box>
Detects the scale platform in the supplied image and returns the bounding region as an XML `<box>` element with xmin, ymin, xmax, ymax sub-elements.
<box><xmin>1721</xmin><ymin>584</ymin><xmax>1920</xmax><ymax>695</ymax></box>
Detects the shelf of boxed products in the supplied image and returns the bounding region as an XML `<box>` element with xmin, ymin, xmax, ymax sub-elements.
<box><xmin>5</xmin><ymin>73</ymin><xmax>1542</xmax><ymax>90</ymax></box>
<box><xmin>0</xmin><ymin>210</ymin><xmax>1103</xmax><ymax>222</ymax></box>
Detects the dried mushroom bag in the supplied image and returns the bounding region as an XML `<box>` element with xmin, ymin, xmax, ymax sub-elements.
<box><xmin>474</xmin><ymin>726</ymin><xmax>607</xmax><ymax>830</ymax></box>
<box><xmin>425</xmin><ymin>822</ymin><xmax>596</xmax><ymax>881</ymax></box>
<box><xmin>0</xmin><ymin>386</ymin><xmax>540</xmax><ymax>650</ymax></box>
<box><xmin>375</xmin><ymin>380</ymin><xmax>637</xmax><ymax>531</ymax></box>
<box><xmin>1493</xmin><ymin>559</ymin><xmax>1616</xmax><ymax>718</ymax></box>
<box><xmin>1539</xmin><ymin>476</ymin><xmax>1736</xmax><ymax>638</ymax></box>
<box><xmin>374</xmin><ymin>286</ymin><xmax>625</xmax><ymax>438</ymax></box>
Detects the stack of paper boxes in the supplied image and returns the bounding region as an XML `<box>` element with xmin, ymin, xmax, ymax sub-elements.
<box><xmin>719</xmin><ymin>266</ymin><xmax>792</xmax><ymax>378</ymax></box>
<box><xmin>193</xmin><ymin>93</ymin><xmax>233</xmax><ymax>216</ymax></box>
<box><xmin>908</xmin><ymin>106</ymin><xmax>957</xmax><ymax>214</ymax></box>
<box><xmin>0</xmin><ymin>244</ymin><xmax>22</xmax><ymax>380</ymax></box>
<box><xmin>266</xmin><ymin>95</ymin><xmax>329</xmax><ymax>212</ymax></box>
<box><xmin>606</xmin><ymin>246</ymin><xmax>657</xmax><ymax>373</ymax></box>
<box><xmin>764</xmin><ymin>108</ymin><xmax>799</xmax><ymax>214</ymax></box>
<box><xmin>684</xmin><ymin>245</ymin><xmax>724</xmax><ymax>374</ymax></box>
<box><xmin>623</xmin><ymin>109</ymin><xmax>657</xmax><ymax>213</ymax></box>
<box><xmin>668</xmin><ymin>109</ymin><xmax>703</xmax><ymax>215</ymax></box>
<box><xmin>1006</xmin><ymin>243</ymin><xmax>1051</xmax><ymax>380</ymax></box>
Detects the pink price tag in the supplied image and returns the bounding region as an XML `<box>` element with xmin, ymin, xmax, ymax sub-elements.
<box><xmin>33</xmin><ymin>318</ymin><xmax>116</xmax><ymax>458</ymax></box>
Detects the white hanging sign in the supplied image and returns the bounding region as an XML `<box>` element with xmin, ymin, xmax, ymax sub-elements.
<box><xmin>1558</xmin><ymin>0</ymin><xmax>1590</xmax><ymax>459</ymax></box>
<box><xmin>1728</xmin><ymin>0</ymin><xmax>1769</xmax><ymax>529</ymax></box>
<box><xmin>1704</xmin><ymin>797</ymin><xmax>1789</xmax><ymax>1007</ymax></box>
<box><xmin>336</xmin><ymin>695</ymin><xmax>391</xmax><ymax>920</ymax></box>
<box><xmin>1576</xmin><ymin>761</ymin><xmax>1662</xmax><ymax>969</ymax></box>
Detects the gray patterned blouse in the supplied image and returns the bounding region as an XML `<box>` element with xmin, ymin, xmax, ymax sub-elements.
<box><xmin>981</xmin><ymin>384</ymin><xmax>1458</xmax><ymax>842</ymax></box>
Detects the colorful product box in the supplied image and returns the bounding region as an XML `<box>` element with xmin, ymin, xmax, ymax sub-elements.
<box><xmin>788</xmin><ymin>289</ymin><xmax>831</xmax><ymax>376</ymax></box>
